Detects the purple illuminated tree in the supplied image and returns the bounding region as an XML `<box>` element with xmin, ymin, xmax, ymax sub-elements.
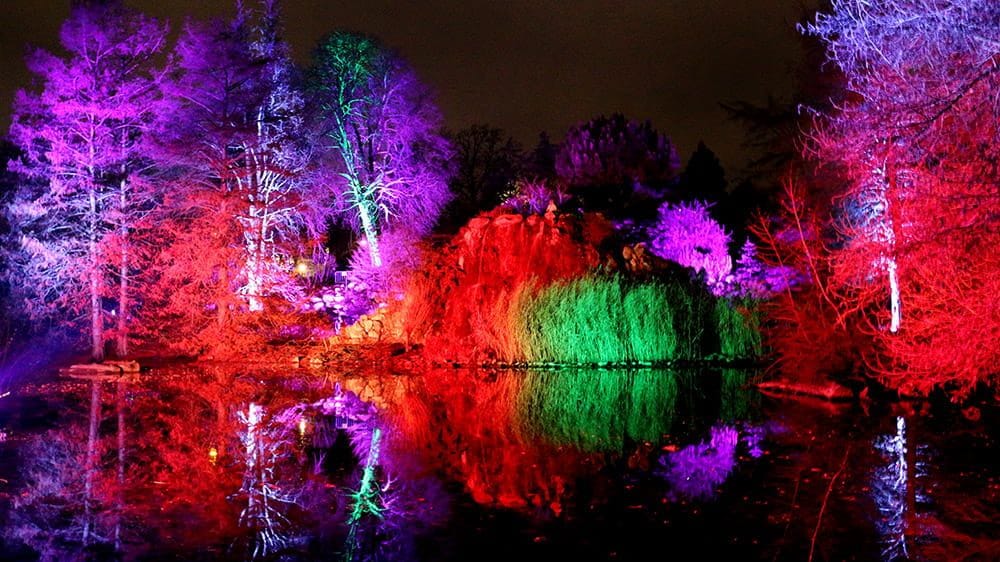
<box><xmin>555</xmin><ymin>114</ymin><xmax>680</xmax><ymax>213</ymax></box>
<box><xmin>5</xmin><ymin>1</ymin><xmax>167</xmax><ymax>359</ymax></box>
<box><xmin>648</xmin><ymin>200</ymin><xmax>733</xmax><ymax>289</ymax></box>
<box><xmin>151</xmin><ymin>0</ymin><xmax>309</xmax><ymax>330</ymax></box>
<box><xmin>308</xmin><ymin>31</ymin><xmax>453</xmax><ymax>268</ymax></box>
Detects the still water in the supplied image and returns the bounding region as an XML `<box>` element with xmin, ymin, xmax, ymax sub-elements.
<box><xmin>0</xmin><ymin>364</ymin><xmax>996</xmax><ymax>561</ymax></box>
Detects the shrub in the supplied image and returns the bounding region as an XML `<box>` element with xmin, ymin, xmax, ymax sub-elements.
<box><xmin>714</xmin><ymin>298</ymin><xmax>763</xmax><ymax>360</ymax></box>
<box><xmin>514</xmin><ymin>274</ymin><xmax>710</xmax><ymax>364</ymax></box>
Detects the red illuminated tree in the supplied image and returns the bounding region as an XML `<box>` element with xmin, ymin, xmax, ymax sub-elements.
<box><xmin>800</xmin><ymin>0</ymin><xmax>1000</xmax><ymax>396</ymax></box>
<box><xmin>5</xmin><ymin>1</ymin><xmax>167</xmax><ymax>359</ymax></box>
<box><xmin>146</xmin><ymin>0</ymin><xmax>310</xmax><ymax>349</ymax></box>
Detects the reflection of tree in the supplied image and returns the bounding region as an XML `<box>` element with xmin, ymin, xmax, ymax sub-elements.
<box><xmin>872</xmin><ymin>416</ymin><xmax>912</xmax><ymax>560</ymax></box>
<box><xmin>388</xmin><ymin>369</ymin><xmax>679</xmax><ymax>517</ymax></box>
<box><xmin>517</xmin><ymin>369</ymin><xmax>678</xmax><ymax>452</ymax></box>
<box><xmin>6</xmin><ymin>380</ymin><xmax>123</xmax><ymax>560</ymax></box>
<box><xmin>720</xmin><ymin>368</ymin><xmax>759</xmax><ymax>423</ymax></box>
<box><xmin>656</xmin><ymin>425</ymin><xmax>739</xmax><ymax>501</ymax></box>
<box><xmin>236</xmin><ymin>402</ymin><xmax>302</xmax><ymax>560</ymax></box>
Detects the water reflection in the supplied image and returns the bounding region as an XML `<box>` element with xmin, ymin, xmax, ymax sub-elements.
<box><xmin>516</xmin><ymin>369</ymin><xmax>678</xmax><ymax>451</ymax></box>
<box><xmin>0</xmin><ymin>365</ymin><xmax>995</xmax><ymax>561</ymax></box>
<box><xmin>873</xmin><ymin>416</ymin><xmax>911</xmax><ymax>561</ymax></box>
<box><xmin>657</xmin><ymin>425</ymin><xmax>740</xmax><ymax>501</ymax></box>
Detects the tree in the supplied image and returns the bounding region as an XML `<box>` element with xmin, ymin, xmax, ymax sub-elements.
<box><xmin>308</xmin><ymin>31</ymin><xmax>453</xmax><ymax>268</ymax></box>
<box><xmin>677</xmin><ymin>141</ymin><xmax>727</xmax><ymax>202</ymax></box>
<box><xmin>554</xmin><ymin>114</ymin><xmax>680</xmax><ymax>214</ymax></box>
<box><xmin>438</xmin><ymin>124</ymin><xmax>522</xmax><ymax>231</ymax></box>
<box><xmin>800</xmin><ymin>0</ymin><xmax>1000</xmax><ymax>397</ymax></box>
<box><xmin>647</xmin><ymin>200</ymin><xmax>733</xmax><ymax>289</ymax></box>
<box><xmin>150</xmin><ymin>0</ymin><xmax>309</xmax><ymax>341</ymax></box>
<box><xmin>5</xmin><ymin>1</ymin><xmax>167</xmax><ymax>360</ymax></box>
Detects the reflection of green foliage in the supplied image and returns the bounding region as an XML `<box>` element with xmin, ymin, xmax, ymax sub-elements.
<box><xmin>626</xmin><ymin>370</ymin><xmax>679</xmax><ymax>442</ymax></box>
<box><xmin>662</xmin><ymin>278</ymin><xmax>711</xmax><ymax>360</ymax></box>
<box><xmin>719</xmin><ymin>368</ymin><xmax>759</xmax><ymax>422</ymax></box>
<box><xmin>516</xmin><ymin>275</ymin><xmax>709</xmax><ymax>364</ymax></box>
<box><xmin>714</xmin><ymin>298</ymin><xmax>762</xmax><ymax>360</ymax></box>
<box><xmin>516</xmin><ymin>369</ymin><xmax>677</xmax><ymax>452</ymax></box>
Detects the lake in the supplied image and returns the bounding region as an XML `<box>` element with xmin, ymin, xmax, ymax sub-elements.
<box><xmin>0</xmin><ymin>364</ymin><xmax>996</xmax><ymax>561</ymax></box>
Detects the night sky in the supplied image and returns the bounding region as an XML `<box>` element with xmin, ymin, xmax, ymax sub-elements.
<box><xmin>0</xmin><ymin>0</ymin><xmax>818</xmax><ymax>177</ymax></box>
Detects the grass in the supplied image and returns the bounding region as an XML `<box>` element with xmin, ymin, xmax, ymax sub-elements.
<box><xmin>714</xmin><ymin>298</ymin><xmax>763</xmax><ymax>360</ymax></box>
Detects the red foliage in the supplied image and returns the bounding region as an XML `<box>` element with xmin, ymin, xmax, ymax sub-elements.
<box><xmin>387</xmin><ymin>369</ymin><xmax>597</xmax><ymax>515</ymax></box>
<box><xmin>395</xmin><ymin>210</ymin><xmax>607</xmax><ymax>363</ymax></box>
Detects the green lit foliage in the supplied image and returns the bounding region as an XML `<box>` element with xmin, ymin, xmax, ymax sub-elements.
<box><xmin>516</xmin><ymin>369</ymin><xmax>677</xmax><ymax>452</ymax></box>
<box><xmin>719</xmin><ymin>368</ymin><xmax>759</xmax><ymax>423</ymax></box>
<box><xmin>515</xmin><ymin>275</ymin><xmax>707</xmax><ymax>364</ymax></box>
<box><xmin>714</xmin><ymin>298</ymin><xmax>763</xmax><ymax>360</ymax></box>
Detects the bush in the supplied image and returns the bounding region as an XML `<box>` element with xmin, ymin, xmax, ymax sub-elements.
<box><xmin>514</xmin><ymin>274</ymin><xmax>710</xmax><ymax>364</ymax></box>
<box><xmin>714</xmin><ymin>298</ymin><xmax>763</xmax><ymax>360</ymax></box>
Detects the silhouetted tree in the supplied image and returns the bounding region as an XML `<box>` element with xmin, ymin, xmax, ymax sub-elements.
<box><xmin>439</xmin><ymin>124</ymin><xmax>522</xmax><ymax>232</ymax></box>
<box><xmin>677</xmin><ymin>141</ymin><xmax>727</xmax><ymax>201</ymax></box>
<box><xmin>525</xmin><ymin>131</ymin><xmax>557</xmax><ymax>179</ymax></box>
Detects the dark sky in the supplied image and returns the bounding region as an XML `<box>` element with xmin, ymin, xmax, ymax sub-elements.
<box><xmin>0</xmin><ymin>0</ymin><xmax>818</xmax><ymax>177</ymax></box>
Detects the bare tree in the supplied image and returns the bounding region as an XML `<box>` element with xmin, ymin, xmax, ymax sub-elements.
<box><xmin>800</xmin><ymin>0</ymin><xmax>1000</xmax><ymax>396</ymax></box>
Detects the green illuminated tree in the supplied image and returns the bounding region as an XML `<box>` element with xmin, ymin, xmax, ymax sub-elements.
<box><xmin>308</xmin><ymin>31</ymin><xmax>452</xmax><ymax>268</ymax></box>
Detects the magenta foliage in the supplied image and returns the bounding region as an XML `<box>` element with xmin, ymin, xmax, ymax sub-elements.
<box><xmin>649</xmin><ymin>202</ymin><xmax>800</xmax><ymax>297</ymax></box>
<box><xmin>657</xmin><ymin>425</ymin><xmax>740</xmax><ymax>501</ymax></box>
<box><xmin>722</xmin><ymin>239</ymin><xmax>802</xmax><ymax>299</ymax></box>
<box><xmin>501</xmin><ymin>178</ymin><xmax>570</xmax><ymax>216</ymax></box>
<box><xmin>648</xmin><ymin>200</ymin><xmax>733</xmax><ymax>286</ymax></box>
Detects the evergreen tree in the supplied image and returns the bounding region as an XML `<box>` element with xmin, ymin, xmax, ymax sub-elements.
<box><xmin>6</xmin><ymin>1</ymin><xmax>166</xmax><ymax>359</ymax></box>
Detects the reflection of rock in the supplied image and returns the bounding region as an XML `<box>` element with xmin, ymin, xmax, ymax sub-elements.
<box><xmin>66</xmin><ymin>360</ymin><xmax>140</xmax><ymax>373</ymax></box>
<box><xmin>756</xmin><ymin>379</ymin><xmax>853</xmax><ymax>401</ymax></box>
<box><xmin>63</xmin><ymin>360</ymin><xmax>141</xmax><ymax>379</ymax></box>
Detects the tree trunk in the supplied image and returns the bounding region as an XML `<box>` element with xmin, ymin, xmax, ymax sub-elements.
<box><xmin>888</xmin><ymin>259</ymin><xmax>901</xmax><ymax>333</ymax></box>
<box><xmin>118</xmin><ymin>178</ymin><xmax>129</xmax><ymax>356</ymax></box>
<box><xmin>89</xmin><ymin>188</ymin><xmax>104</xmax><ymax>361</ymax></box>
<box><xmin>82</xmin><ymin>380</ymin><xmax>101</xmax><ymax>544</ymax></box>
<box><xmin>115</xmin><ymin>380</ymin><xmax>126</xmax><ymax>550</ymax></box>
<box><xmin>358</xmin><ymin>201</ymin><xmax>382</xmax><ymax>268</ymax></box>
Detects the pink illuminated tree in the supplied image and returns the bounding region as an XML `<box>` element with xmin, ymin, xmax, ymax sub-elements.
<box><xmin>308</xmin><ymin>31</ymin><xmax>453</xmax><ymax>269</ymax></box>
<box><xmin>5</xmin><ymin>1</ymin><xmax>167</xmax><ymax>359</ymax></box>
<box><xmin>800</xmin><ymin>0</ymin><xmax>1000</xmax><ymax>396</ymax></box>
